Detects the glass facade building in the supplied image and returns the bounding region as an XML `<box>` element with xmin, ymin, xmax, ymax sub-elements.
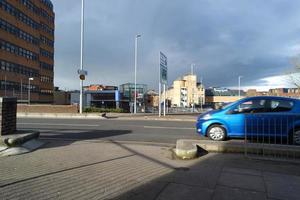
<box><xmin>0</xmin><ymin>0</ymin><xmax>55</xmax><ymax>103</ymax></box>
<box><xmin>119</xmin><ymin>83</ymin><xmax>147</xmax><ymax>112</ymax></box>
<box><xmin>119</xmin><ymin>83</ymin><xmax>147</xmax><ymax>103</ymax></box>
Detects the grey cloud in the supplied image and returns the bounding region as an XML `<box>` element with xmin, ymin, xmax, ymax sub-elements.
<box><xmin>52</xmin><ymin>0</ymin><xmax>300</xmax><ymax>90</ymax></box>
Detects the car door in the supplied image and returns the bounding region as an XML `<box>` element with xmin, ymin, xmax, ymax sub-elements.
<box><xmin>224</xmin><ymin>99</ymin><xmax>266</xmax><ymax>137</ymax></box>
<box><xmin>263</xmin><ymin>99</ymin><xmax>295</xmax><ymax>143</ymax></box>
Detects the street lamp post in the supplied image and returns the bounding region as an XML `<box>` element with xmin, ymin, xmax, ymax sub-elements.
<box><xmin>28</xmin><ymin>77</ymin><xmax>34</xmax><ymax>105</ymax></box>
<box><xmin>238</xmin><ymin>76</ymin><xmax>243</xmax><ymax>99</ymax></box>
<box><xmin>191</xmin><ymin>63</ymin><xmax>195</xmax><ymax>112</ymax></box>
<box><xmin>4</xmin><ymin>75</ymin><xmax>7</xmax><ymax>96</ymax></box>
<box><xmin>79</xmin><ymin>0</ymin><xmax>85</xmax><ymax>114</ymax></box>
<box><xmin>134</xmin><ymin>34</ymin><xmax>141</xmax><ymax>114</ymax></box>
<box><xmin>20</xmin><ymin>79</ymin><xmax>23</xmax><ymax>101</ymax></box>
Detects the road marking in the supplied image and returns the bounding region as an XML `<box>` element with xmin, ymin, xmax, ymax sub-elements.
<box><xmin>143</xmin><ymin>126</ymin><xmax>194</xmax><ymax>130</ymax></box>
<box><xmin>18</xmin><ymin>123</ymin><xmax>100</xmax><ymax>127</ymax></box>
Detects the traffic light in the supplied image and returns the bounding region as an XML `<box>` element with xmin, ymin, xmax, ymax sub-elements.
<box><xmin>79</xmin><ymin>74</ymin><xmax>85</xmax><ymax>80</ymax></box>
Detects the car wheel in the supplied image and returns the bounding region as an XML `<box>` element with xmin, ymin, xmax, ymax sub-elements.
<box><xmin>207</xmin><ymin>125</ymin><xmax>226</xmax><ymax>141</ymax></box>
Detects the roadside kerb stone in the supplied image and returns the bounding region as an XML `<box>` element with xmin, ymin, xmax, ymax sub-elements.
<box><xmin>1</xmin><ymin>131</ymin><xmax>40</xmax><ymax>147</ymax></box>
<box><xmin>175</xmin><ymin>139</ymin><xmax>300</xmax><ymax>159</ymax></box>
<box><xmin>17</xmin><ymin>113</ymin><xmax>196</xmax><ymax>122</ymax></box>
<box><xmin>0</xmin><ymin>139</ymin><xmax>46</xmax><ymax>157</ymax></box>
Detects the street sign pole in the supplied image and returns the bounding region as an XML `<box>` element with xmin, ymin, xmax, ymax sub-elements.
<box><xmin>79</xmin><ymin>0</ymin><xmax>85</xmax><ymax>114</ymax></box>
<box><xmin>159</xmin><ymin>71</ymin><xmax>161</xmax><ymax>117</ymax></box>
<box><xmin>163</xmin><ymin>84</ymin><xmax>166</xmax><ymax>116</ymax></box>
<box><xmin>159</xmin><ymin>51</ymin><xmax>168</xmax><ymax>117</ymax></box>
<box><xmin>158</xmin><ymin>52</ymin><xmax>161</xmax><ymax>117</ymax></box>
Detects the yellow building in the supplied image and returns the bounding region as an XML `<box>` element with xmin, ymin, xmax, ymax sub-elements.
<box><xmin>165</xmin><ymin>74</ymin><xmax>205</xmax><ymax>107</ymax></box>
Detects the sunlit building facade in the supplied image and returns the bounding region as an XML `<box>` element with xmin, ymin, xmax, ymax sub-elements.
<box><xmin>0</xmin><ymin>0</ymin><xmax>55</xmax><ymax>103</ymax></box>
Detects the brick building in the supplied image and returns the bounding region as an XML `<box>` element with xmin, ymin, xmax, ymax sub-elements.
<box><xmin>246</xmin><ymin>88</ymin><xmax>300</xmax><ymax>99</ymax></box>
<box><xmin>0</xmin><ymin>0</ymin><xmax>55</xmax><ymax>103</ymax></box>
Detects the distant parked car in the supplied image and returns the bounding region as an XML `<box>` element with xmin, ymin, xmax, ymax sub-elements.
<box><xmin>196</xmin><ymin>96</ymin><xmax>300</xmax><ymax>144</ymax></box>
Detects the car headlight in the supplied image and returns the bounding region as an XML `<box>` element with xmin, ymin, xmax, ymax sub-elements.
<box><xmin>201</xmin><ymin>114</ymin><xmax>211</xmax><ymax>120</ymax></box>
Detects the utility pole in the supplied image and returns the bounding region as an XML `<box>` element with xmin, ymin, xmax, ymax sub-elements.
<box><xmin>28</xmin><ymin>77</ymin><xmax>34</xmax><ymax>105</ymax></box>
<box><xmin>79</xmin><ymin>0</ymin><xmax>85</xmax><ymax>114</ymax></box>
<box><xmin>191</xmin><ymin>63</ymin><xmax>195</xmax><ymax>112</ymax></box>
<box><xmin>20</xmin><ymin>79</ymin><xmax>23</xmax><ymax>101</ymax></box>
<box><xmin>134</xmin><ymin>34</ymin><xmax>141</xmax><ymax>114</ymax></box>
<box><xmin>4</xmin><ymin>75</ymin><xmax>7</xmax><ymax>96</ymax></box>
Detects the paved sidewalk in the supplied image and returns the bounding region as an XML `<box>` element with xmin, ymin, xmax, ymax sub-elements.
<box><xmin>0</xmin><ymin>139</ymin><xmax>300</xmax><ymax>200</ymax></box>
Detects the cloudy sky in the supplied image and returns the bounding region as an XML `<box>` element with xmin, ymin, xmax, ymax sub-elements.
<box><xmin>52</xmin><ymin>0</ymin><xmax>300</xmax><ymax>91</ymax></box>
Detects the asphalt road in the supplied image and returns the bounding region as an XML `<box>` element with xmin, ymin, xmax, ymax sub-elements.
<box><xmin>17</xmin><ymin>118</ymin><xmax>204</xmax><ymax>144</ymax></box>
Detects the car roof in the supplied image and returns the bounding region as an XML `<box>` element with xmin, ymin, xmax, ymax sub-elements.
<box><xmin>242</xmin><ymin>96</ymin><xmax>300</xmax><ymax>102</ymax></box>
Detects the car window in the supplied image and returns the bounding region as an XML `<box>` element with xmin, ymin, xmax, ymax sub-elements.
<box><xmin>230</xmin><ymin>99</ymin><xmax>266</xmax><ymax>114</ymax></box>
<box><xmin>266</xmin><ymin>100</ymin><xmax>294</xmax><ymax>112</ymax></box>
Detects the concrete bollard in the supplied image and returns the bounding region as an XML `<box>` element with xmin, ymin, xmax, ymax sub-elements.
<box><xmin>175</xmin><ymin>139</ymin><xmax>198</xmax><ymax>159</ymax></box>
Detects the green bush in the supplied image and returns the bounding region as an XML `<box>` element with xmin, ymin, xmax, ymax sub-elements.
<box><xmin>83</xmin><ymin>107</ymin><xmax>125</xmax><ymax>113</ymax></box>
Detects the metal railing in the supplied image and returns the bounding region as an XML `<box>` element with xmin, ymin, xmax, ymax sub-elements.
<box><xmin>244</xmin><ymin>113</ymin><xmax>300</xmax><ymax>162</ymax></box>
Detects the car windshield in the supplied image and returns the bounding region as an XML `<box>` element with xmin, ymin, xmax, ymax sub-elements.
<box><xmin>221</xmin><ymin>102</ymin><xmax>235</xmax><ymax>110</ymax></box>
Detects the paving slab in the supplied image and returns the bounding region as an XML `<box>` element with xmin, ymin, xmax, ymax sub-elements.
<box><xmin>212</xmin><ymin>185</ymin><xmax>267</xmax><ymax>200</ymax></box>
<box><xmin>263</xmin><ymin>172</ymin><xmax>300</xmax><ymax>200</ymax></box>
<box><xmin>0</xmin><ymin>140</ymin><xmax>300</xmax><ymax>200</ymax></box>
<box><xmin>160</xmin><ymin>167</ymin><xmax>221</xmax><ymax>189</ymax></box>
<box><xmin>156</xmin><ymin>183</ymin><xmax>213</xmax><ymax>200</ymax></box>
<box><xmin>218</xmin><ymin>172</ymin><xmax>265</xmax><ymax>192</ymax></box>
<box><xmin>222</xmin><ymin>166</ymin><xmax>262</xmax><ymax>176</ymax></box>
<box><xmin>115</xmin><ymin>181</ymin><xmax>168</xmax><ymax>200</ymax></box>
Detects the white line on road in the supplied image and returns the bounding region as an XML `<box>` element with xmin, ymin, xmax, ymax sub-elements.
<box><xmin>18</xmin><ymin>123</ymin><xmax>100</xmax><ymax>127</ymax></box>
<box><xmin>143</xmin><ymin>126</ymin><xmax>194</xmax><ymax>130</ymax></box>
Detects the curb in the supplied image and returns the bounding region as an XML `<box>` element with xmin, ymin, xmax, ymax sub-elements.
<box><xmin>17</xmin><ymin>113</ymin><xmax>196</xmax><ymax>122</ymax></box>
<box><xmin>0</xmin><ymin>139</ymin><xmax>46</xmax><ymax>157</ymax></box>
<box><xmin>1</xmin><ymin>131</ymin><xmax>40</xmax><ymax>147</ymax></box>
<box><xmin>175</xmin><ymin>139</ymin><xmax>300</xmax><ymax>159</ymax></box>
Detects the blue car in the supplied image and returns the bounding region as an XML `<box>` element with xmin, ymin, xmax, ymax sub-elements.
<box><xmin>196</xmin><ymin>96</ymin><xmax>300</xmax><ymax>144</ymax></box>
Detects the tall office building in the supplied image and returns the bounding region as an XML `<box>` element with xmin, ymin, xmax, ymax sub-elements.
<box><xmin>166</xmin><ymin>74</ymin><xmax>205</xmax><ymax>108</ymax></box>
<box><xmin>0</xmin><ymin>0</ymin><xmax>55</xmax><ymax>103</ymax></box>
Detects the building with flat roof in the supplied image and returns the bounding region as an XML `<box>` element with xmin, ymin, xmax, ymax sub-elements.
<box><xmin>119</xmin><ymin>83</ymin><xmax>147</xmax><ymax>112</ymax></box>
<box><xmin>70</xmin><ymin>85</ymin><xmax>130</xmax><ymax>111</ymax></box>
<box><xmin>166</xmin><ymin>74</ymin><xmax>205</xmax><ymax>108</ymax></box>
<box><xmin>205</xmin><ymin>87</ymin><xmax>246</xmax><ymax>108</ymax></box>
<box><xmin>83</xmin><ymin>84</ymin><xmax>118</xmax><ymax>91</ymax></box>
<box><xmin>246</xmin><ymin>88</ymin><xmax>300</xmax><ymax>99</ymax></box>
<box><xmin>0</xmin><ymin>0</ymin><xmax>55</xmax><ymax>103</ymax></box>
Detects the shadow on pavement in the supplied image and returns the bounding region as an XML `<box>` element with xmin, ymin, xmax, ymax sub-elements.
<box><xmin>39</xmin><ymin>129</ymin><xmax>132</xmax><ymax>149</ymax></box>
<box><xmin>108</xmin><ymin>141</ymin><xmax>300</xmax><ymax>200</ymax></box>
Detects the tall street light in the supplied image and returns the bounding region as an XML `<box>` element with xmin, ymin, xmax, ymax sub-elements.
<box><xmin>238</xmin><ymin>76</ymin><xmax>243</xmax><ymax>99</ymax></box>
<box><xmin>28</xmin><ymin>77</ymin><xmax>34</xmax><ymax>105</ymax></box>
<box><xmin>79</xmin><ymin>0</ymin><xmax>85</xmax><ymax>114</ymax></box>
<box><xmin>134</xmin><ymin>34</ymin><xmax>141</xmax><ymax>114</ymax></box>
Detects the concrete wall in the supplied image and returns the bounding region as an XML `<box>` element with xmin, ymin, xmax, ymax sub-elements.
<box><xmin>18</xmin><ymin>105</ymin><xmax>78</xmax><ymax>113</ymax></box>
<box><xmin>53</xmin><ymin>91</ymin><xmax>71</xmax><ymax>105</ymax></box>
